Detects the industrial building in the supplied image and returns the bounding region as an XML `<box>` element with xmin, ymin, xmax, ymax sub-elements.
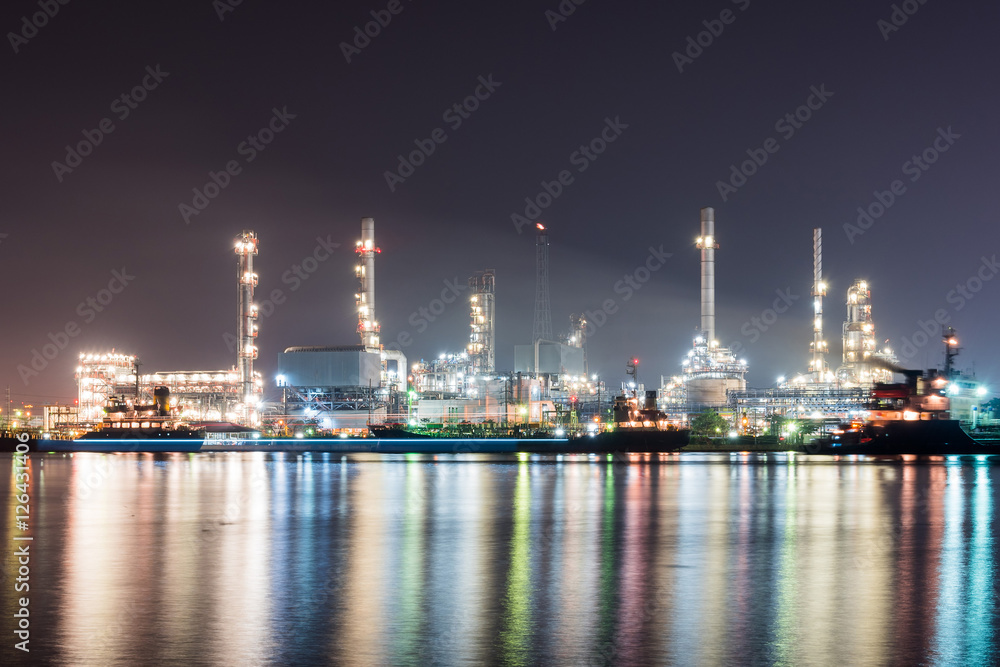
<box><xmin>272</xmin><ymin>217</ymin><xmax>407</xmax><ymax>435</ymax></box>
<box><xmin>276</xmin><ymin>345</ymin><xmax>385</xmax><ymax>432</ymax></box>
<box><xmin>406</xmin><ymin>223</ymin><xmax>599</xmax><ymax>428</ymax></box>
<box><xmin>60</xmin><ymin>205</ymin><xmax>992</xmax><ymax>439</ymax></box>
<box><xmin>76</xmin><ymin>353</ymin><xmax>262</xmax><ymax>426</ymax></box>
<box><xmin>726</xmin><ymin>230</ymin><xmax>906</xmax><ymax>434</ymax></box>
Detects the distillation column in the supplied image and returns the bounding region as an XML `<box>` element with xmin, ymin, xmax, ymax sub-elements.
<box><xmin>468</xmin><ymin>270</ymin><xmax>496</xmax><ymax>375</ymax></box>
<box><xmin>809</xmin><ymin>228</ymin><xmax>828</xmax><ymax>379</ymax></box>
<box><xmin>235</xmin><ymin>230</ymin><xmax>259</xmax><ymax>410</ymax></box>
<box><xmin>355</xmin><ymin>217</ymin><xmax>380</xmax><ymax>350</ymax></box>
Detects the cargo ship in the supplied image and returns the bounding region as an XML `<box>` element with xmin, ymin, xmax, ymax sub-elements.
<box><xmin>811</xmin><ymin>367</ymin><xmax>1000</xmax><ymax>456</ymax></box>
<box><xmin>53</xmin><ymin>387</ymin><xmax>206</xmax><ymax>452</ymax></box>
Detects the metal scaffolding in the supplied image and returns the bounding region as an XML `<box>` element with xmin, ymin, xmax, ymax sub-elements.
<box><xmin>468</xmin><ymin>270</ymin><xmax>496</xmax><ymax>375</ymax></box>
<box><xmin>355</xmin><ymin>217</ymin><xmax>380</xmax><ymax>350</ymax></box>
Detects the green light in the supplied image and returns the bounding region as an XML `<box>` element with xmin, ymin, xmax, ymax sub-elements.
<box><xmin>500</xmin><ymin>463</ymin><xmax>532</xmax><ymax>663</ymax></box>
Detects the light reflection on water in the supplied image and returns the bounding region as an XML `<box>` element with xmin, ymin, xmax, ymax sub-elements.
<box><xmin>2</xmin><ymin>453</ymin><xmax>999</xmax><ymax>666</ymax></box>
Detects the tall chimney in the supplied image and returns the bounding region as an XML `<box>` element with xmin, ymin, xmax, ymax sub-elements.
<box><xmin>697</xmin><ymin>208</ymin><xmax>718</xmax><ymax>342</ymax></box>
<box><xmin>355</xmin><ymin>217</ymin><xmax>380</xmax><ymax>349</ymax></box>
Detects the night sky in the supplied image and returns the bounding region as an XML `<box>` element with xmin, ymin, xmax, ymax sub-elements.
<box><xmin>2</xmin><ymin>0</ymin><xmax>997</xmax><ymax>404</ymax></box>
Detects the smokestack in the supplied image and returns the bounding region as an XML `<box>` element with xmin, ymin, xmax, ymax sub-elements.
<box><xmin>355</xmin><ymin>217</ymin><xmax>380</xmax><ymax>349</ymax></box>
<box><xmin>697</xmin><ymin>207</ymin><xmax>718</xmax><ymax>342</ymax></box>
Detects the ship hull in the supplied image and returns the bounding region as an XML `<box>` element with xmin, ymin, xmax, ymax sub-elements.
<box><xmin>810</xmin><ymin>419</ymin><xmax>1000</xmax><ymax>456</ymax></box>
<box><xmin>58</xmin><ymin>438</ymin><xmax>205</xmax><ymax>453</ymax></box>
<box><xmin>199</xmin><ymin>429</ymin><xmax>690</xmax><ymax>454</ymax></box>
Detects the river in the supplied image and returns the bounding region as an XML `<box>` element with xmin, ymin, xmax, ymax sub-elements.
<box><xmin>2</xmin><ymin>452</ymin><xmax>997</xmax><ymax>665</ymax></box>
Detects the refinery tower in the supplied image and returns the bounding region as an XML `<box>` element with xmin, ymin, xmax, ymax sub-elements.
<box><xmin>679</xmin><ymin>208</ymin><xmax>747</xmax><ymax>408</ymax></box>
<box><xmin>836</xmin><ymin>279</ymin><xmax>896</xmax><ymax>386</ymax></box>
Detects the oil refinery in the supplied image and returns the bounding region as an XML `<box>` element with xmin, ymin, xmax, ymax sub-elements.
<box><xmin>25</xmin><ymin>207</ymin><xmax>992</xmax><ymax>441</ymax></box>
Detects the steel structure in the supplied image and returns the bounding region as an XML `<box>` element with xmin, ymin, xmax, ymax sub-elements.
<box><xmin>533</xmin><ymin>223</ymin><xmax>552</xmax><ymax>344</ymax></box>
<box><xmin>355</xmin><ymin>217</ymin><xmax>380</xmax><ymax>350</ymax></box>
<box><xmin>468</xmin><ymin>270</ymin><xmax>496</xmax><ymax>375</ymax></box>
<box><xmin>808</xmin><ymin>228</ymin><xmax>830</xmax><ymax>380</ymax></box>
<box><xmin>235</xmin><ymin>230</ymin><xmax>259</xmax><ymax>416</ymax></box>
<box><xmin>76</xmin><ymin>352</ymin><xmax>139</xmax><ymax>423</ymax></box>
<box><xmin>143</xmin><ymin>369</ymin><xmax>255</xmax><ymax>423</ymax></box>
<box><xmin>728</xmin><ymin>386</ymin><xmax>871</xmax><ymax>432</ymax></box>
<box><xmin>412</xmin><ymin>354</ymin><xmax>475</xmax><ymax>398</ymax></box>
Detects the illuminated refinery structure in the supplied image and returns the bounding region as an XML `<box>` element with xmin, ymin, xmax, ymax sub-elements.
<box><xmin>672</xmin><ymin>208</ymin><xmax>747</xmax><ymax>411</ymax></box>
<box><xmin>731</xmin><ymin>232</ymin><xmax>883</xmax><ymax>432</ymax></box>
<box><xmin>76</xmin><ymin>352</ymin><xmax>140</xmax><ymax>423</ymax></box>
<box><xmin>236</xmin><ymin>230</ymin><xmax>260</xmax><ymax>419</ymax></box>
<box><xmin>467</xmin><ymin>270</ymin><xmax>496</xmax><ymax>375</ymax></box>
<box><xmin>806</xmin><ymin>228</ymin><xmax>832</xmax><ymax>382</ymax></box>
<box><xmin>411</xmin><ymin>353</ymin><xmax>475</xmax><ymax>398</ymax></box>
<box><xmin>75</xmin><ymin>354</ymin><xmax>260</xmax><ymax>425</ymax></box>
<box><xmin>355</xmin><ymin>216</ymin><xmax>380</xmax><ymax>350</ymax></box>
<box><xmin>58</xmin><ymin>207</ymin><xmax>995</xmax><ymax>437</ymax></box>
<box><xmin>836</xmin><ymin>279</ymin><xmax>896</xmax><ymax>386</ymax></box>
<box><xmin>75</xmin><ymin>232</ymin><xmax>266</xmax><ymax>428</ymax></box>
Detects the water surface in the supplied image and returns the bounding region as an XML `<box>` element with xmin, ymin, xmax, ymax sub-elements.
<box><xmin>2</xmin><ymin>452</ymin><xmax>998</xmax><ymax>665</ymax></box>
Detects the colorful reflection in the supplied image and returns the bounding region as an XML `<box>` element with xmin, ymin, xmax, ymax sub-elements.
<box><xmin>6</xmin><ymin>453</ymin><xmax>1000</xmax><ymax>665</ymax></box>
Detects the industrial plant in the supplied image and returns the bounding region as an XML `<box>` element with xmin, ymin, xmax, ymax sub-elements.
<box><xmin>22</xmin><ymin>206</ymin><xmax>987</xmax><ymax>440</ymax></box>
